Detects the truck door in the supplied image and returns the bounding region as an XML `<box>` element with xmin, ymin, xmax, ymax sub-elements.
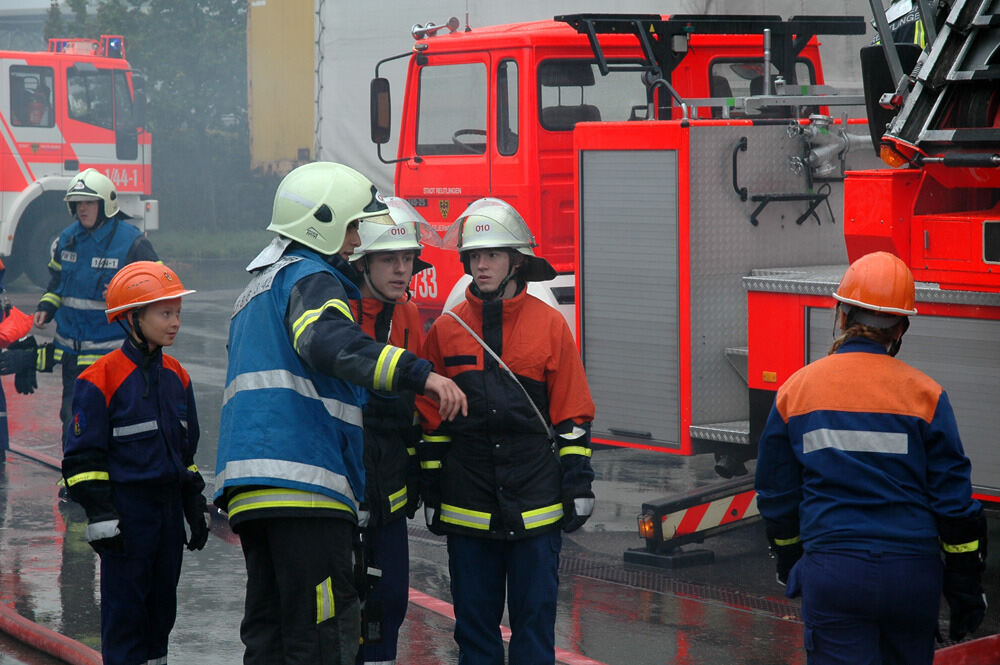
<box><xmin>399</xmin><ymin>52</ymin><xmax>492</xmax><ymax>322</ymax></box>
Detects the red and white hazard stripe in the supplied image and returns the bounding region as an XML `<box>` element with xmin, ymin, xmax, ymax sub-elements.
<box><xmin>661</xmin><ymin>490</ymin><xmax>759</xmax><ymax>540</ymax></box>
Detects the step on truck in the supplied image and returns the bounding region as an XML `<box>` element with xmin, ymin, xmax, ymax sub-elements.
<box><xmin>0</xmin><ymin>34</ymin><xmax>156</xmax><ymax>287</ymax></box>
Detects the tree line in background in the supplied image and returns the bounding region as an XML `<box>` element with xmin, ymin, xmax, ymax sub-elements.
<box><xmin>44</xmin><ymin>0</ymin><xmax>279</xmax><ymax>234</ymax></box>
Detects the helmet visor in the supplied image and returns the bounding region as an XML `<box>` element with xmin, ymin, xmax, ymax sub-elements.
<box><xmin>384</xmin><ymin>198</ymin><xmax>443</xmax><ymax>248</ymax></box>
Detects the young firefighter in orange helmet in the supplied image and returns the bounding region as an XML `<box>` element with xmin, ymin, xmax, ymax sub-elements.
<box><xmin>755</xmin><ymin>251</ymin><xmax>986</xmax><ymax>665</ymax></box>
<box><xmin>61</xmin><ymin>261</ymin><xmax>208</xmax><ymax>665</ymax></box>
<box><xmin>347</xmin><ymin>197</ymin><xmax>441</xmax><ymax>664</ymax></box>
<box><xmin>416</xmin><ymin>197</ymin><xmax>596</xmax><ymax>665</ymax></box>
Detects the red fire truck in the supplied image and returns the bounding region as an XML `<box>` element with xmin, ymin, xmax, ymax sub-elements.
<box><xmin>0</xmin><ymin>34</ymin><xmax>156</xmax><ymax>287</ymax></box>
<box><xmin>370</xmin><ymin>13</ymin><xmax>868</xmax><ymax>335</ymax></box>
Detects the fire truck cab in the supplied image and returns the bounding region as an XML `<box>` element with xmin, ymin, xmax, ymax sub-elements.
<box><xmin>371</xmin><ymin>14</ymin><xmax>857</xmax><ymax>332</ymax></box>
<box><xmin>0</xmin><ymin>35</ymin><xmax>156</xmax><ymax>286</ymax></box>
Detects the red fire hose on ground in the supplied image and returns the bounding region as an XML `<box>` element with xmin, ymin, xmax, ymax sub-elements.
<box><xmin>2</xmin><ymin>444</ymin><xmax>102</xmax><ymax>665</ymax></box>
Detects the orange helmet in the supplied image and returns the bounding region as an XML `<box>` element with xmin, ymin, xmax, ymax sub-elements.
<box><xmin>833</xmin><ymin>251</ymin><xmax>917</xmax><ymax>316</ymax></box>
<box><xmin>105</xmin><ymin>261</ymin><xmax>196</xmax><ymax>323</ymax></box>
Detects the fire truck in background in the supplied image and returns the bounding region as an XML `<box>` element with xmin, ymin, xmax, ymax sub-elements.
<box><xmin>371</xmin><ymin>13</ymin><xmax>885</xmax><ymax>560</ymax></box>
<box><xmin>0</xmin><ymin>34</ymin><xmax>156</xmax><ymax>287</ymax></box>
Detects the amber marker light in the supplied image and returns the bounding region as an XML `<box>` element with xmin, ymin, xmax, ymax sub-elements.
<box><xmin>638</xmin><ymin>512</ymin><xmax>657</xmax><ymax>540</ymax></box>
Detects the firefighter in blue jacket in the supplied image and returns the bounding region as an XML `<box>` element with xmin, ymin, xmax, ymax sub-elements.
<box><xmin>416</xmin><ymin>198</ymin><xmax>596</xmax><ymax>665</ymax></box>
<box><xmin>34</xmin><ymin>168</ymin><xmax>159</xmax><ymax>429</ymax></box>
<box><xmin>348</xmin><ymin>198</ymin><xmax>441</xmax><ymax>665</ymax></box>
<box><xmin>755</xmin><ymin>251</ymin><xmax>987</xmax><ymax>665</ymax></box>
<box><xmin>214</xmin><ymin>161</ymin><xmax>466</xmax><ymax>665</ymax></box>
<box><xmin>62</xmin><ymin>261</ymin><xmax>207</xmax><ymax>665</ymax></box>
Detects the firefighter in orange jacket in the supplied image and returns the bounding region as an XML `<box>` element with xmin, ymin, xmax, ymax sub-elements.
<box><xmin>416</xmin><ymin>197</ymin><xmax>596</xmax><ymax>665</ymax></box>
<box><xmin>347</xmin><ymin>198</ymin><xmax>441</xmax><ymax>664</ymax></box>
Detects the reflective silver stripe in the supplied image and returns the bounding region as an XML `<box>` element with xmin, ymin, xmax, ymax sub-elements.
<box><xmin>61</xmin><ymin>296</ymin><xmax>107</xmax><ymax>310</ymax></box>
<box><xmin>440</xmin><ymin>503</ymin><xmax>491</xmax><ymax>530</ymax></box>
<box><xmin>54</xmin><ymin>333</ymin><xmax>121</xmax><ymax>353</ymax></box>
<box><xmin>522</xmin><ymin>503</ymin><xmax>564</xmax><ymax>529</ymax></box>
<box><xmin>223</xmin><ymin>369</ymin><xmax>363</xmax><ymax>428</ymax></box>
<box><xmin>803</xmin><ymin>428</ymin><xmax>908</xmax><ymax>455</ymax></box>
<box><xmin>227</xmin><ymin>489</ymin><xmax>352</xmax><ymax>517</ymax></box>
<box><xmin>316</xmin><ymin>576</ymin><xmax>335</xmax><ymax>623</ymax></box>
<box><xmin>215</xmin><ymin>458</ymin><xmax>357</xmax><ymax>506</ymax></box>
<box><xmin>373</xmin><ymin>345</ymin><xmax>404</xmax><ymax>391</ymax></box>
<box><xmin>112</xmin><ymin>420</ymin><xmax>158</xmax><ymax>438</ymax></box>
<box><xmin>388</xmin><ymin>486</ymin><xmax>407</xmax><ymax>513</ymax></box>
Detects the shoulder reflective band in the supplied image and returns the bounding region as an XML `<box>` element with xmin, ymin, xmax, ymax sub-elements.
<box><xmin>522</xmin><ymin>503</ymin><xmax>564</xmax><ymax>529</ymax></box>
<box><xmin>440</xmin><ymin>504</ymin><xmax>491</xmax><ymax>530</ymax></box>
<box><xmin>65</xmin><ymin>470</ymin><xmax>110</xmax><ymax>486</ymax></box>
<box><xmin>316</xmin><ymin>576</ymin><xmax>335</xmax><ymax>624</ymax></box>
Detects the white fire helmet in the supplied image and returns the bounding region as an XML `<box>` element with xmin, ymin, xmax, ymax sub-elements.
<box><xmin>350</xmin><ymin>197</ymin><xmax>442</xmax><ymax>266</ymax></box>
<box><xmin>442</xmin><ymin>197</ymin><xmax>556</xmax><ymax>282</ymax></box>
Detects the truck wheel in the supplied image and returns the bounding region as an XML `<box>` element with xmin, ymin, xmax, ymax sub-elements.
<box><xmin>17</xmin><ymin>212</ymin><xmax>64</xmax><ymax>290</ymax></box>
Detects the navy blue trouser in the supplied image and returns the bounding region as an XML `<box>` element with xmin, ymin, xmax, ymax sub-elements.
<box><xmin>358</xmin><ymin>516</ymin><xmax>409</xmax><ymax>664</ymax></box>
<box><xmin>100</xmin><ymin>483</ymin><xmax>184</xmax><ymax>665</ymax></box>
<box><xmin>447</xmin><ymin>529</ymin><xmax>561</xmax><ymax>665</ymax></box>
<box><xmin>789</xmin><ymin>550</ymin><xmax>943</xmax><ymax>665</ymax></box>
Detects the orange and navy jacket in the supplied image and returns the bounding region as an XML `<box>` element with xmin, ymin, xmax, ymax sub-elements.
<box><xmin>351</xmin><ymin>296</ymin><xmax>423</xmax><ymax>526</ymax></box>
<box><xmin>754</xmin><ymin>337</ymin><xmax>980</xmax><ymax>555</ymax></box>
<box><xmin>62</xmin><ymin>337</ymin><xmax>200</xmax><ymax>522</ymax></box>
<box><xmin>416</xmin><ymin>285</ymin><xmax>595</xmax><ymax>540</ymax></box>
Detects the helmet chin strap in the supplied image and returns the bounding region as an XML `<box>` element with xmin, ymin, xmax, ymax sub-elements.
<box><xmin>362</xmin><ymin>266</ymin><xmax>398</xmax><ymax>305</ymax></box>
<box><xmin>466</xmin><ymin>250</ymin><xmax>519</xmax><ymax>301</ymax></box>
<box><xmin>118</xmin><ymin>310</ymin><xmax>154</xmax><ymax>356</ymax></box>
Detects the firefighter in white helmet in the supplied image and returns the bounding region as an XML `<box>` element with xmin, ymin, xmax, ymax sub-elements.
<box><xmin>34</xmin><ymin>167</ymin><xmax>159</xmax><ymax>432</ymax></box>
<box><xmin>415</xmin><ymin>197</ymin><xmax>595</xmax><ymax>665</ymax></box>
<box><xmin>347</xmin><ymin>197</ymin><xmax>441</xmax><ymax>665</ymax></box>
<box><xmin>214</xmin><ymin>162</ymin><xmax>466</xmax><ymax>665</ymax></box>
<box><xmin>755</xmin><ymin>251</ymin><xmax>985</xmax><ymax>664</ymax></box>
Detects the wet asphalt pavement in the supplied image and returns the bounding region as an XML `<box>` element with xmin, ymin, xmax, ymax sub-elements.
<box><xmin>0</xmin><ymin>263</ymin><xmax>998</xmax><ymax>665</ymax></box>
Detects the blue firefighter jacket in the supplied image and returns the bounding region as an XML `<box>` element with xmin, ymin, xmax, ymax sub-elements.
<box><xmin>62</xmin><ymin>337</ymin><xmax>201</xmax><ymax>504</ymax></box>
<box><xmin>39</xmin><ymin>217</ymin><xmax>157</xmax><ymax>366</ymax></box>
<box><xmin>755</xmin><ymin>337</ymin><xmax>981</xmax><ymax>555</ymax></box>
<box><xmin>214</xmin><ymin>246</ymin><xmax>432</xmax><ymax>528</ymax></box>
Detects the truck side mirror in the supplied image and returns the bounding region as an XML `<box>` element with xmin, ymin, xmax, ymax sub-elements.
<box><xmin>370</xmin><ymin>77</ymin><xmax>391</xmax><ymax>145</ymax></box>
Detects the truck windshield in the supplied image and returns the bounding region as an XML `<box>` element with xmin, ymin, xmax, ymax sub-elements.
<box><xmin>67</xmin><ymin>67</ymin><xmax>133</xmax><ymax>131</ymax></box>
<box><xmin>417</xmin><ymin>62</ymin><xmax>487</xmax><ymax>156</ymax></box>
<box><xmin>538</xmin><ymin>60</ymin><xmax>646</xmax><ymax>130</ymax></box>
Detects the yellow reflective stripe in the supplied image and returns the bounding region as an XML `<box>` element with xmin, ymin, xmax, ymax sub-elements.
<box><xmin>47</xmin><ymin>258</ymin><xmax>62</xmax><ymax>271</ymax></box>
<box><xmin>187</xmin><ymin>464</ymin><xmax>199</xmax><ymax>473</ymax></box>
<box><xmin>291</xmin><ymin>298</ymin><xmax>353</xmax><ymax>352</ymax></box>
<box><xmin>522</xmin><ymin>503</ymin><xmax>564</xmax><ymax>529</ymax></box>
<box><xmin>774</xmin><ymin>535</ymin><xmax>801</xmax><ymax>546</ymax></box>
<box><xmin>227</xmin><ymin>488</ymin><xmax>353</xmax><ymax>518</ymax></box>
<box><xmin>440</xmin><ymin>503</ymin><xmax>491</xmax><ymax>530</ymax></box>
<box><xmin>942</xmin><ymin>540</ymin><xmax>980</xmax><ymax>554</ymax></box>
<box><xmin>388</xmin><ymin>486</ymin><xmax>407</xmax><ymax>513</ymax></box>
<box><xmin>373</xmin><ymin>345</ymin><xmax>404</xmax><ymax>391</ymax></box>
<box><xmin>54</xmin><ymin>348</ymin><xmax>64</xmax><ymax>362</ymax></box>
<box><xmin>77</xmin><ymin>354</ymin><xmax>104</xmax><ymax>366</ymax></box>
<box><xmin>422</xmin><ymin>433</ymin><xmax>450</xmax><ymax>443</ymax></box>
<box><xmin>559</xmin><ymin>446</ymin><xmax>592</xmax><ymax>458</ymax></box>
<box><xmin>40</xmin><ymin>293</ymin><xmax>61</xmax><ymax>308</ymax></box>
<box><xmin>420</xmin><ymin>460</ymin><xmax>442</xmax><ymax>470</ymax></box>
<box><xmin>406</xmin><ymin>446</ymin><xmax>416</xmax><ymax>457</ymax></box>
<box><xmin>65</xmin><ymin>471</ymin><xmax>110</xmax><ymax>486</ymax></box>
<box><xmin>316</xmin><ymin>577</ymin><xmax>335</xmax><ymax>623</ymax></box>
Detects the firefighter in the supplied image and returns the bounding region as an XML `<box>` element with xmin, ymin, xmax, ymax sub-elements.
<box><xmin>34</xmin><ymin>168</ymin><xmax>159</xmax><ymax>432</ymax></box>
<box><xmin>213</xmin><ymin>161</ymin><xmax>466</xmax><ymax>665</ymax></box>
<box><xmin>754</xmin><ymin>251</ymin><xmax>986</xmax><ymax>665</ymax></box>
<box><xmin>62</xmin><ymin>261</ymin><xmax>207</xmax><ymax>665</ymax></box>
<box><xmin>416</xmin><ymin>197</ymin><xmax>596</xmax><ymax>665</ymax></box>
<box><xmin>347</xmin><ymin>197</ymin><xmax>440</xmax><ymax>665</ymax></box>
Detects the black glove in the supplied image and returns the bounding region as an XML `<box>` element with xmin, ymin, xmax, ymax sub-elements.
<box><xmin>943</xmin><ymin>566</ymin><xmax>988</xmax><ymax>641</ymax></box>
<box><xmin>182</xmin><ymin>491</ymin><xmax>209</xmax><ymax>551</ymax></box>
<box><xmin>86</xmin><ymin>519</ymin><xmax>125</xmax><ymax>556</ymax></box>
<box><xmin>940</xmin><ymin>514</ymin><xmax>988</xmax><ymax>641</ymax></box>
<box><xmin>4</xmin><ymin>337</ymin><xmax>38</xmax><ymax>394</ymax></box>
<box><xmin>766</xmin><ymin>521</ymin><xmax>803</xmax><ymax>586</ymax></box>
<box><xmin>562</xmin><ymin>495</ymin><xmax>595</xmax><ymax>533</ymax></box>
<box><xmin>36</xmin><ymin>342</ymin><xmax>56</xmax><ymax>373</ymax></box>
<box><xmin>405</xmin><ymin>488</ymin><xmax>421</xmax><ymax>520</ymax></box>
